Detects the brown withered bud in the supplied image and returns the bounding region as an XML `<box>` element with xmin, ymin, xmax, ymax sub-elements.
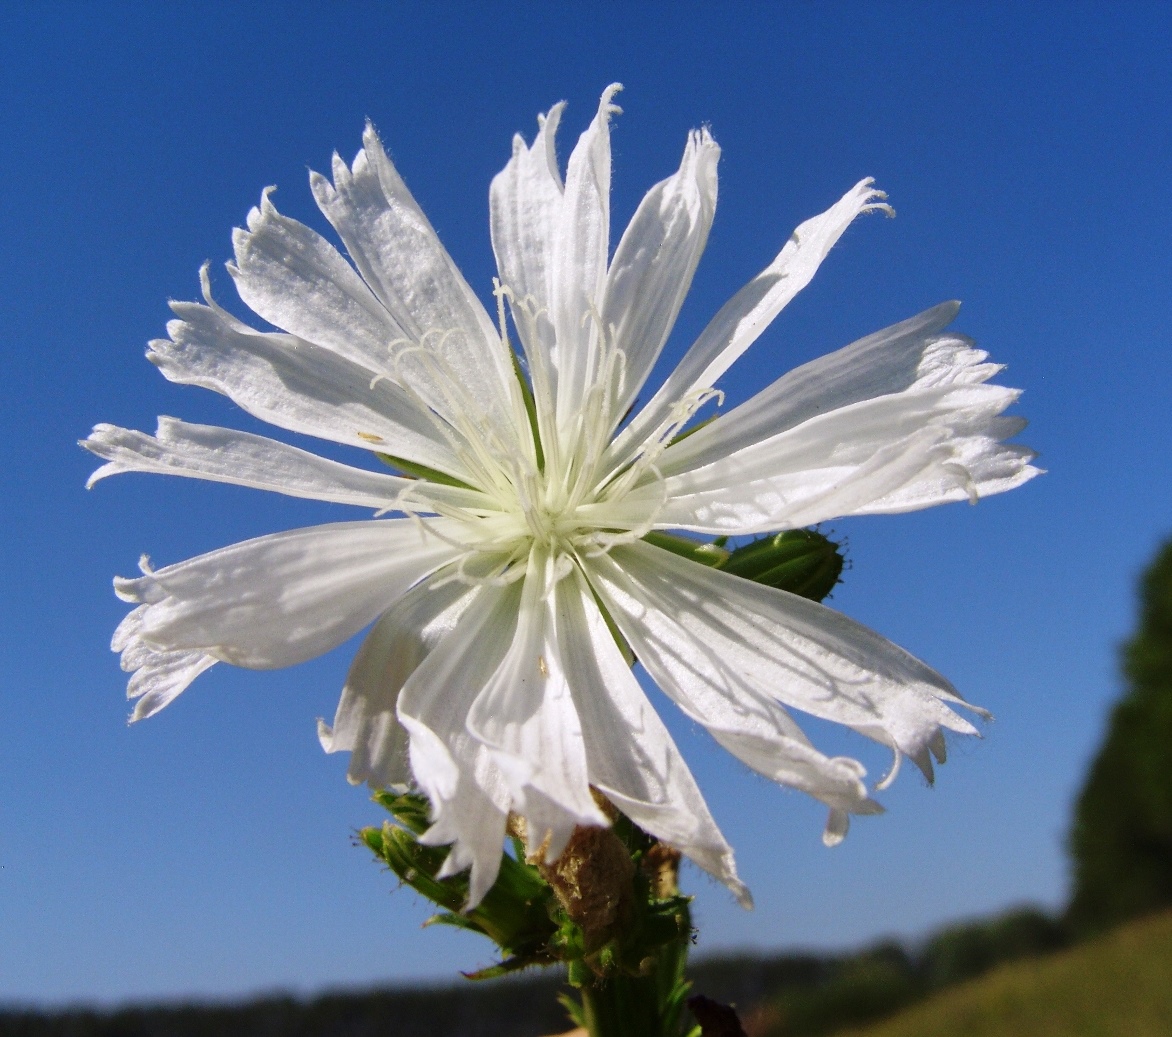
<box><xmin>539</xmin><ymin>824</ymin><xmax>636</xmax><ymax>953</ymax></box>
<box><xmin>508</xmin><ymin>793</ymin><xmax>636</xmax><ymax>954</ymax></box>
<box><xmin>642</xmin><ymin>841</ymin><xmax>682</xmax><ymax>900</ymax></box>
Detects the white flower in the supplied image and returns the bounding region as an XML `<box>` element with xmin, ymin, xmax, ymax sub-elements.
<box><xmin>85</xmin><ymin>85</ymin><xmax>1038</xmax><ymax>908</ymax></box>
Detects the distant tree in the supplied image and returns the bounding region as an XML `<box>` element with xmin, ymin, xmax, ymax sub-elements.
<box><xmin>1068</xmin><ymin>536</ymin><xmax>1172</xmax><ymax>934</ymax></box>
<box><xmin>919</xmin><ymin>907</ymin><xmax>1068</xmax><ymax>989</ymax></box>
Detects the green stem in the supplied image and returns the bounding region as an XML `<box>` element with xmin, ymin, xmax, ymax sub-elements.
<box><xmin>580</xmin><ymin>972</ymin><xmax>664</xmax><ymax>1037</ymax></box>
<box><xmin>575</xmin><ymin>901</ymin><xmax>695</xmax><ymax>1037</ymax></box>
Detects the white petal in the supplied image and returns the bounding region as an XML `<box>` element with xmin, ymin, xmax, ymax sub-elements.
<box><xmin>589</xmin><ymin>541</ymin><xmax>984</xmax><ymax>786</ymax></box>
<box><xmin>603</xmin><ymin>128</ymin><xmax>720</xmax><ymax>430</ymax></box>
<box><xmin>398</xmin><ymin>581</ymin><xmax>522</xmax><ymax>906</ymax></box>
<box><xmin>608</xmin><ymin>179</ymin><xmax>890</xmax><ymax>471</ymax></box>
<box><xmin>229</xmin><ymin>188</ymin><xmax>401</xmax><ymax>376</ymax></box>
<box><xmin>82</xmin><ymin>417</ymin><xmax>487</xmax><ymax>513</ymax></box>
<box><xmin>490</xmin><ymin>101</ymin><xmax>566</xmax><ymax>400</ymax></box>
<box><xmin>650</xmin><ymin>392</ymin><xmax>1036</xmax><ymax>535</ymax></box>
<box><xmin>590</xmin><ymin>547</ymin><xmax>884</xmax><ymax>822</ymax></box>
<box><xmin>850</xmin><ymin>423</ymin><xmax>1039</xmax><ymax>515</ymax></box>
<box><xmin>114</xmin><ymin>519</ymin><xmax>463</xmax><ymax>669</ymax></box>
<box><xmin>404</xmin><ymin>713</ymin><xmax>510</xmax><ymax>908</ymax></box>
<box><xmin>310</xmin><ymin>127</ymin><xmax>518</xmax><ymax>436</ymax></box>
<box><xmin>465</xmin><ymin>549</ymin><xmax>607</xmax><ymax>855</ymax></box>
<box><xmin>319</xmin><ymin>568</ymin><xmax>478</xmax><ymax>789</ymax></box>
<box><xmin>127</xmin><ymin>649</ymin><xmax>217</xmax><ymax>722</ymax></box>
<box><xmin>150</xmin><ymin>290</ymin><xmax>471</xmax><ymax>481</ymax></box>
<box><xmin>113</xmin><ymin>606</ymin><xmax>217</xmax><ymax>722</ymax></box>
<box><xmin>650</xmin><ymin>428</ymin><xmax>954</xmax><ymax>534</ymax></box>
<box><xmin>659</xmin><ymin>302</ymin><xmax>965</xmax><ymax>474</ymax></box>
<box><xmin>556</xmin><ymin>567</ymin><xmax>750</xmax><ymax>904</ymax></box>
<box><xmin>552</xmin><ymin>85</ymin><xmax>622</xmax><ymax>432</ymax></box>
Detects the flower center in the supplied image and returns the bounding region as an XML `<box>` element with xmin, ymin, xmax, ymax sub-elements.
<box><xmin>507</xmin><ymin>462</ymin><xmax>595</xmax><ymax>561</ymax></box>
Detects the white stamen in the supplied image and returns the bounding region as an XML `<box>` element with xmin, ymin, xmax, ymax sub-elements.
<box><xmin>602</xmin><ymin>385</ymin><xmax>723</xmax><ymax>502</ymax></box>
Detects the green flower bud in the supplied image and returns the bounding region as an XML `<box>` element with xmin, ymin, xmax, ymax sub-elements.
<box><xmin>718</xmin><ymin>528</ymin><xmax>845</xmax><ymax>603</ymax></box>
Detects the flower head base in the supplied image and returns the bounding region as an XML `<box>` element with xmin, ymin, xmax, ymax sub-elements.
<box><xmin>85</xmin><ymin>85</ymin><xmax>1038</xmax><ymax>909</ymax></box>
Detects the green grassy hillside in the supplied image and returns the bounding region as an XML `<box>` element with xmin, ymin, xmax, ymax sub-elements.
<box><xmin>812</xmin><ymin>910</ymin><xmax>1172</xmax><ymax>1037</ymax></box>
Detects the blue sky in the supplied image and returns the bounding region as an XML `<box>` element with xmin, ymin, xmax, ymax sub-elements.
<box><xmin>3</xmin><ymin>0</ymin><xmax>1170</xmax><ymax>1007</ymax></box>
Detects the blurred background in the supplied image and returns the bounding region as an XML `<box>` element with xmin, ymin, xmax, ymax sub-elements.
<box><xmin>2</xmin><ymin>0</ymin><xmax>1170</xmax><ymax>1020</ymax></box>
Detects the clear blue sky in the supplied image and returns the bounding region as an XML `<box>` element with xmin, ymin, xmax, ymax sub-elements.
<box><xmin>3</xmin><ymin>0</ymin><xmax>1170</xmax><ymax>1007</ymax></box>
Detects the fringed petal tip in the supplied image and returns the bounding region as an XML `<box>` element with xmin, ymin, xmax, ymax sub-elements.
<box><xmin>822</xmin><ymin>788</ymin><xmax>888</xmax><ymax>846</ymax></box>
<box><xmin>854</xmin><ymin>177</ymin><xmax>895</xmax><ymax>218</ymax></box>
<box><xmin>599</xmin><ymin>82</ymin><xmax>624</xmax><ymax>118</ymax></box>
<box><xmin>81</xmin><ymin>423</ymin><xmax>131</xmax><ymax>489</ymax></box>
<box><xmin>122</xmin><ymin>644</ymin><xmax>217</xmax><ymax>724</ymax></box>
<box><xmin>535</xmin><ymin>98</ymin><xmax>566</xmax><ymax>132</ymax></box>
<box><xmin>907</xmin><ymin>727</ymin><xmax>952</xmax><ymax>785</ymax></box>
<box><xmin>685</xmin><ymin>127</ymin><xmax>721</xmax><ymax>171</ymax></box>
<box><xmin>702</xmin><ymin>846</ymin><xmax>753</xmax><ymax>909</ymax></box>
<box><xmin>875</xmin><ymin>745</ymin><xmax>903</xmax><ymax>792</ymax></box>
<box><xmin>822</xmin><ymin>809</ymin><xmax>850</xmax><ymax>847</ymax></box>
<box><xmin>251</xmin><ymin>185</ymin><xmax>280</xmax><ymax>228</ymax></box>
<box><xmin>730</xmin><ymin>875</ymin><xmax>754</xmax><ymax>910</ymax></box>
<box><xmin>112</xmin><ymin>577</ymin><xmax>142</xmax><ymax>604</ymax></box>
<box><xmin>316</xmin><ymin>717</ymin><xmax>335</xmax><ymax>752</ymax></box>
<box><xmin>317</xmin><ymin>714</ymin><xmax>377</xmax><ymax>788</ymax></box>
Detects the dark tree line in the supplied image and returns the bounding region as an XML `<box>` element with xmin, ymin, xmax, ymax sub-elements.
<box><xmin>1068</xmin><ymin>536</ymin><xmax>1172</xmax><ymax>934</ymax></box>
<box><xmin>0</xmin><ymin>909</ymin><xmax>1069</xmax><ymax>1037</ymax></box>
